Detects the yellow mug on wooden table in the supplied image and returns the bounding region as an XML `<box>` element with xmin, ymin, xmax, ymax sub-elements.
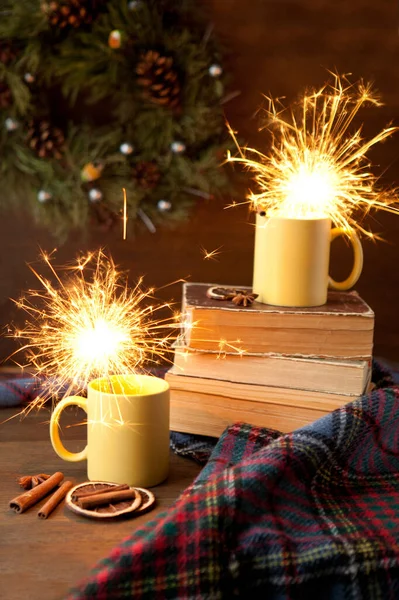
<box><xmin>49</xmin><ymin>374</ymin><xmax>170</xmax><ymax>487</ymax></box>
<box><xmin>253</xmin><ymin>214</ymin><xmax>363</xmax><ymax>307</ymax></box>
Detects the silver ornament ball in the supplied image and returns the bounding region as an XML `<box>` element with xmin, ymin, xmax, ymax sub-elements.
<box><xmin>120</xmin><ymin>142</ymin><xmax>134</xmax><ymax>155</ymax></box>
<box><xmin>24</xmin><ymin>73</ymin><xmax>35</xmax><ymax>84</ymax></box>
<box><xmin>37</xmin><ymin>190</ymin><xmax>52</xmax><ymax>203</ymax></box>
<box><xmin>170</xmin><ymin>141</ymin><xmax>186</xmax><ymax>154</ymax></box>
<box><xmin>157</xmin><ymin>199</ymin><xmax>172</xmax><ymax>212</ymax></box>
<box><xmin>4</xmin><ymin>117</ymin><xmax>18</xmax><ymax>132</ymax></box>
<box><xmin>128</xmin><ymin>0</ymin><xmax>140</xmax><ymax>8</ymax></box>
<box><xmin>88</xmin><ymin>188</ymin><xmax>103</xmax><ymax>203</ymax></box>
<box><xmin>209</xmin><ymin>63</ymin><xmax>223</xmax><ymax>78</ymax></box>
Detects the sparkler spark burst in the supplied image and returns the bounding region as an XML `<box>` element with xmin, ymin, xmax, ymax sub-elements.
<box><xmin>227</xmin><ymin>73</ymin><xmax>399</xmax><ymax>236</ymax></box>
<box><xmin>13</xmin><ymin>250</ymin><xmax>176</xmax><ymax>407</ymax></box>
<box><xmin>200</xmin><ymin>245</ymin><xmax>223</xmax><ymax>261</ymax></box>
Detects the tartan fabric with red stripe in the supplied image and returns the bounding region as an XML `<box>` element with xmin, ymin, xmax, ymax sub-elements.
<box><xmin>67</xmin><ymin>363</ymin><xmax>399</xmax><ymax>599</ymax></box>
<box><xmin>0</xmin><ymin>370</ymin><xmax>39</xmax><ymax>407</ymax></box>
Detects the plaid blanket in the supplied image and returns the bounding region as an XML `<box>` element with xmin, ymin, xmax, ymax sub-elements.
<box><xmin>65</xmin><ymin>361</ymin><xmax>399</xmax><ymax>599</ymax></box>
<box><xmin>0</xmin><ymin>370</ymin><xmax>39</xmax><ymax>407</ymax></box>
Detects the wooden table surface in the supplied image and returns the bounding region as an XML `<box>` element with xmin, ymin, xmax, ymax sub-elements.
<box><xmin>0</xmin><ymin>406</ymin><xmax>202</xmax><ymax>600</ymax></box>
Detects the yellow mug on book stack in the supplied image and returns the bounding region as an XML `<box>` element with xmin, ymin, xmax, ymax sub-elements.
<box><xmin>253</xmin><ymin>214</ymin><xmax>363</xmax><ymax>307</ymax></box>
<box><xmin>49</xmin><ymin>374</ymin><xmax>170</xmax><ymax>487</ymax></box>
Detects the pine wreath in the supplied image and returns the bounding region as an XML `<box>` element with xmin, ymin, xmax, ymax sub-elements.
<box><xmin>0</xmin><ymin>0</ymin><xmax>235</xmax><ymax>241</ymax></box>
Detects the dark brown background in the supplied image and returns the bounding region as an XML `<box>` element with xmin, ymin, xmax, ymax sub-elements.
<box><xmin>1</xmin><ymin>0</ymin><xmax>399</xmax><ymax>362</ymax></box>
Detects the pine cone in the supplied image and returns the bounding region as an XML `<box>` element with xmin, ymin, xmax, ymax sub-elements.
<box><xmin>136</xmin><ymin>50</ymin><xmax>181</xmax><ymax>110</ymax></box>
<box><xmin>41</xmin><ymin>0</ymin><xmax>104</xmax><ymax>29</ymax></box>
<box><xmin>26</xmin><ymin>119</ymin><xmax>65</xmax><ymax>159</ymax></box>
<box><xmin>89</xmin><ymin>201</ymin><xmax>118</xmax><ymax>233</ymax></box>
<box><xmin>132</xmin><ymin>161</ymin><xmax>161</xmax><ymax>190</ymax></box>
<box><xmin>0</xmin><ymin>40</ymin><xmax>19</xmax><ymax>66</ymax></box>
<box><xmin>0</xmin><ymin>81</ymin><xmax>12</xmax><ymax>110</ymax></box>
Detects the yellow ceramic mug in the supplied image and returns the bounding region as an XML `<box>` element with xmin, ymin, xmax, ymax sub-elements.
<box><xmin>49</xmin><ymin>374</ymin><xmax>170</xmax><ymax>487</ymax></box>
<box><xmin>253</xmin><ymin>214</ymin><xmax>363</xmax><ymax>307</ymax></box>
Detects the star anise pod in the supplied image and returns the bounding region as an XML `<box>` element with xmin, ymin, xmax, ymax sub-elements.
<box><xmin>18</xmin><ymin>475</ymin><xmax>33</xmax><ymax>490</ymax></box>
<box><xmin>32</xmin><ymin>474</ymin><xmax>51</xmax><ymax>487</ymax></box>
<box><xmin>18</xmin><ymin>473</ymin><xmax>50</xmax><ymax>489</ymax></box>
<box><xmin>231</xmin><ymin>291</ymin><xmax>258</xmax><ymax>307</ymax></box>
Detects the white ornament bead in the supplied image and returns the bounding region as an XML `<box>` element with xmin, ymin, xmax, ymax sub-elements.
<box><xmin>88</xmin><ymin>188</ymin><xmax>103</xmax><ymax>203</ymax></box>
<box><xmin>170</xmin><ymin>141</ymin><xmax>186</xmax><ymax>154</ymax></box>
<box><xmin>24</xmin><ymin>73</ymin><xmax>35</xmax><ymax>84</ymax></box>
<box><xmin>120</xmin><ymin>142</ymin><xmax>134</xmax><ymax>155</ymax></box>
<box><xmin>209</xmin><ymin>64</ymin><xmax>223</xmax><ymax>78</ymax></box>
<box><xmin>37</xmin><ymin>190</ymin><xmax>52</xmax><ymax>203</ymax></box>
<box><xmin>157</xmin><ymin>199</ymin><xmax>172</xmax><ymax>212</ymax></box>
<box><xmin>4</xmin><ymin>117</ymin><xmax>18</xmax><ymax>131</ymax></box>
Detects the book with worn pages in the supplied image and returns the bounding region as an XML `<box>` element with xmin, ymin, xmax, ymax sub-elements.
<box><xmin>165</xmin><ymin>370</ymin><xmax>370</xmax><ymax>436</ymax></box>
<box><xmin>182</xmin><ymin>283</ymin><xmax>374</xmax><ymax>359</ymax></box>
<box><xmin>167</xmin><ymin>282</ymin><xmax>375</xmax><ymax>435</ymax></box>
<box><xmin>172</xmin><ymin>348</ymin><xmax>371</xmax><ymax>396</ymax></box>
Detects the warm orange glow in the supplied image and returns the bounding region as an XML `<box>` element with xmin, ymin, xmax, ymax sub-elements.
<box><xmin>227</xmin><ymin>73</ymin><xmax>399</xmax><ymax>237</ymax></box>
<box><xmin>12</xmin><ymin>250</ymin><xmax>177</xmax><ymax>408</ymax></box>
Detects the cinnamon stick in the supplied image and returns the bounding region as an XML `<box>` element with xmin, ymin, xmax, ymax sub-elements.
<box><xmin>38</xmin><ymin>480</ymin><xmax>74</xmax><ymax>520</ymax></box>
<box><xmin>72</xmin><ymin>483</ymin><xmax>129</xmax><ymax>502</ymax></box>
<box><xmin>9</xmin><ymin>472</ymin><xmax>64</xmax><ymax>514</ymax></box>
<box><xmin>79</xmin><ymin>488</ymin><xmax>137</xmax><ymax>510</ymax></box>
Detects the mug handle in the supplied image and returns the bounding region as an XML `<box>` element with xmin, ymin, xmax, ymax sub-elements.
<box><xmin>328</xmin><ymin>228</ymin><xmax>363</xmax><ymax>291</ymax></box>
<box><xmin>49</xmin><ymin>396</ymin><xmax>88</xmax><ymax>462</ymax></box>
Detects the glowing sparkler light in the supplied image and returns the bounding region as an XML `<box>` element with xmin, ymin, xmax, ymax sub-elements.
<box><xmin>122</xmin><ymin>187</ymin><xmax>127</xmax><ymax>240</ymax></box>
<box><xmin>227</xmin><ymin>73</ymin><xmax>399</xmax><ymax>236</ymax></box>
<box><xmin>200</xmin><ymin>245</ymin><xmax>223</xmax><ymax>261</ymax></box>
<box><xmin>12</xmin><ymin>250</ymin><xmax>176</xmax><ymax>407</ymax></box>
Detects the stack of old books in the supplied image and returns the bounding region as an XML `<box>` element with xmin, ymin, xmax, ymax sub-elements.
<box><xmin>165</xmin><ymin>282</ymin><xmax>374</xmax><ymax>436</ymax></box>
